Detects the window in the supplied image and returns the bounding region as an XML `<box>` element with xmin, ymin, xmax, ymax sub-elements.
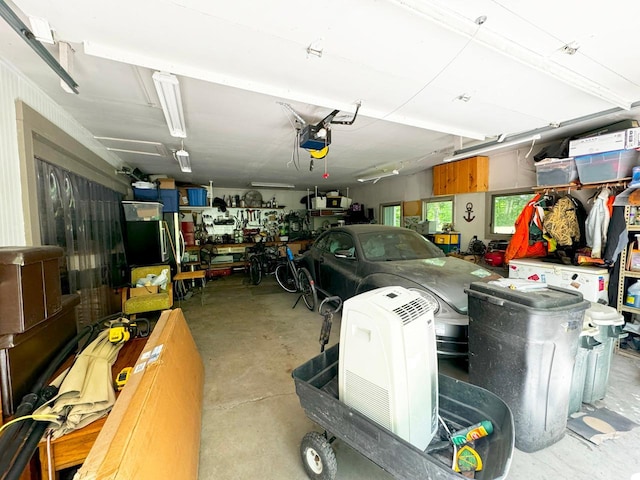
<box><xmin>381</xmin><ymin>204</ymin><xmax>401</xmax><ymax>227</ymax></box>
<box><xmin>490</xmin><ymin>191</ymin><xmax>535</xmax><ymax>235</ymax></box>
<box><xmin>423</xmin><ymin>197</ymin><xmax>453</xmax><ymax>232</ymax></box>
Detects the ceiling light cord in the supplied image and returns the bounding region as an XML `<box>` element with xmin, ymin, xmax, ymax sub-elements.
<box><xmin>524</xmin><ymin>136</ymin><xmax>537</xmax><ymax>158</ymax></box>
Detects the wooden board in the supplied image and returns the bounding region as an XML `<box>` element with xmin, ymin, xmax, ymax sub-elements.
<box><xmin>402</xmin><ymin>200</ymin><xmax>422</xmax><ymax>217</ymax></box>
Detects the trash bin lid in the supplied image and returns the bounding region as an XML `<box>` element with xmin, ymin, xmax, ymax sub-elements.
<box><xmin>467</xmin><ymin>281</ymin><xmax>586</xmax><ymax>309</ymax></box>
<box><xmin>585</xmin><ymin>302</ymin><xmax>624</xmax><ymax>326</ymax></box>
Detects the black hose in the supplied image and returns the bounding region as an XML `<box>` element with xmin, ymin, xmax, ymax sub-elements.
<box><xmin>4</xmin><ymin>420</ymin><xmax>50</xmax><ymax>480</ymax></box>
<box><xmin>0</xmin><ymin>325</ymin><xmax>93</xmax><ymax>467</ymax></box>
<box><xmin>0</xmin><ymin>311</ymin><xmax>123</xmax><ymax>477</ymax></box>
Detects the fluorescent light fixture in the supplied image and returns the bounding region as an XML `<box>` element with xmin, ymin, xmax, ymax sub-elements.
<box><xmin>357</xmin><ymin>169</ymin><xmax>399</xmax><ymax>184</ymax></box>
<box><xmin>443</xmin><ymin>134</ymin><xmax>541</xmax><ymax>163</ymax></box>
<box><xmin>106</xmin><ymin>147</ymin><xmax>162</xmax><ymax>156</ymax></box>
<box><xmin>175</xmin><ymin>149</ymin><xmax>191</xmax><ymax>173</ymax></box>
<box><xmin>152</xmin><ymin>71</ymin><xmax>187</xmax><ymax>138</ymax></box>
<box><xmin>94</xmin><ymin>136</ymin><xmax>163</xmax><ymax>145</ymax></box>
<box><xmin>250</xmin><ymin>182</ymin><xmax>295</xmax><ymax>189</ymax></box>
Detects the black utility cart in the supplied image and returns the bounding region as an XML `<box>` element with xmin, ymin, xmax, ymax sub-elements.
<box><xmin>292</xmin><ymin>344</ymin><xmax>515</xmax><ymax>480</ymax></box>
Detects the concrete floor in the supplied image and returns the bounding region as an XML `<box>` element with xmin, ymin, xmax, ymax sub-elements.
<box><xmin>178</xmin><ymin>273</ymin><xmax>640</xmax><ymax>480</ymax></box>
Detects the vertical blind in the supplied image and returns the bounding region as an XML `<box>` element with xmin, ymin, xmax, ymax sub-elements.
<box><xmin>36</xmin><ymin>158</ymin><xmax>127</xmax><ymax>329</ymax></box>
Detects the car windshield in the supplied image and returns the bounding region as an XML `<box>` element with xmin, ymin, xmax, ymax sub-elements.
<box><xmin>359</xmin><ymin>230</ymin><xmax>446</xmax><ymax>261</ymax></box>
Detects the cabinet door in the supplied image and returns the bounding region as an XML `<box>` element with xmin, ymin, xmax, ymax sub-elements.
<box><xmin>433</xmin><ymin>164</ymin><xmax>446</xmax><ymax>195</ymax></box>
<box><xmin>432</xmin><ymin>156</ymin><xmax>489</xmax><ymax>195</ymax></box>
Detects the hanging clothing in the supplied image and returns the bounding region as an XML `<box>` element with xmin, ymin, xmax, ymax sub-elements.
<box><xmin>604</xmin><ymin>205</ymin><xmax>628</xmax><ymax>265</ymax></box>
<box><xmin>505</xmin><ymin>193</ymin><xmax>548</xmax><ymax>264</ymax></box>
<box><xmin>585</xmin><ymin>188</ymin><xmax>611</xmax><ymax>258</ymax></box>
<box><xmin>544</xmin><ymin>196</ymin><xmax>581</xmax><ymax>247</ymax></box>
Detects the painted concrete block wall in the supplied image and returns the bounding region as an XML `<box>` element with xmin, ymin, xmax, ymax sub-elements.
<box><xmin>0</xmin><ymin>59</ymin><xmax>120</xmax><ymax>246</ymax></box>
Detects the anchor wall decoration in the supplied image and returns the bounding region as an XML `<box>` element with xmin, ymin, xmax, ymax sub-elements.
<box><xmin>464</xmin><ymin>202</ymin><xmax>475</xmax><ymax>222</ymax></box>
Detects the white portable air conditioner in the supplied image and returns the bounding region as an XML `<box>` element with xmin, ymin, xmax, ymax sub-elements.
<box><xmin>338</xmin><ymin>286</ymin><xmax>439</xmax><ymax>450</ymax></box>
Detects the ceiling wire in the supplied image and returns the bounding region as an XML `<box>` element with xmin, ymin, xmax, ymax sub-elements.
<box><xmin>490</xmin><ymin>0</ymin><xmax>640</xmax><ymax>89</ymax></box>
<box><xmin>349</xmin><ymin>19</ymin><xmax>485</xmax><ymax>133</ymax></box>
<box><xmin>281</xmin><ymin>103</ymin><xmax>301</xmax><ymax>170</ymax></box>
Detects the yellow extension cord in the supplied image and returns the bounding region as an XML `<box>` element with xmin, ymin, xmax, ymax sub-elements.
<box><xmin>0</xmin><ymin>414</ymin><xmax>59</xmax><ymax>435</ymax></box>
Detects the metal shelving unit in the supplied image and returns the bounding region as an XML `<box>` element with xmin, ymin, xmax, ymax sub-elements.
<box><xmin>617</xmin><ymin>206</ymin><xmax>640</xmax><ymax>318</ymax></box>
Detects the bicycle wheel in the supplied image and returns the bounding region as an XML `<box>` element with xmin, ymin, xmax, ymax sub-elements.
<box><xmin>275</xmin><ymin>262</ymin><xmax>297</xmax><ymax>292</ymax></box>
<box><xmin>249</xmin><ymin>255</ymin><xmax>262</xmax><ymax>285</ymax></box>
<box><xmin>298</xmin><ymin>267</ymin><xmax>318</xmax><ymax>311</ymax></box>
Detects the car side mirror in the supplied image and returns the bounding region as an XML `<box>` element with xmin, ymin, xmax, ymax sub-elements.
<box><xmin>334</xmin><ymin>249</ymin><xmax>355</xmax><ymax>259</ymax></box>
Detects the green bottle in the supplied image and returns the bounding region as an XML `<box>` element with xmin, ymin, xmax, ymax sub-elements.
<box><xmin>450</xmin><ymin>420</ymin><xmax>494</xmax><ymax>446</ymax></box>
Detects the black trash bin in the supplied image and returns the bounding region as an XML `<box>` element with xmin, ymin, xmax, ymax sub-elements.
<box><xmin>465</xmin><ymin>282</ymin><xmax>589</xmax><ymax>453</ymax></box>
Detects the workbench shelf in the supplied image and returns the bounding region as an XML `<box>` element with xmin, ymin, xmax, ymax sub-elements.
<box><xmin>179</xmin><ymin>206</ymin><xmax>286</xmax><ymax>211</ymax></box>
<box><xmin>309</xmin><ymin>209</ymin><xmax>347</xmax><ymax>216</ymax></box>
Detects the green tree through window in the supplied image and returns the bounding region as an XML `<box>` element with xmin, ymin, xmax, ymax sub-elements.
<box><xmin>492</xmin><ymin>193</ymin><xmax>534</xmax><ymax>234</ymax></box>
<box><xmin>425</xmin><ymin>200</ymin><xmax>453</xmax><ymax>231</ymax></box>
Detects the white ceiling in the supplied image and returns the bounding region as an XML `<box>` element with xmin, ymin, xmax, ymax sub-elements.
<box><xmin>2</xmin><ymin>0</ymin><xmax>640</xmax><ymax>190</ymax></box>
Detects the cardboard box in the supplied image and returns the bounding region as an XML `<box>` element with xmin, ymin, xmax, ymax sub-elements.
<box><xmin>157</xmin><ymin>177</ymin><xmax>175</xmax><ymax>189</ymax></box>
<box><xmin>76</xmin><ymin>308</ymin><xmax>204</xmax><ymax>480</ymax></box>
<box><xmin>311</xmin><ymin>197</ymin><xmax>326</xmax><ymax>209</ymax></box>
<box><xmin>129</xmin><ymin>285</ymin><xmax>159</xmax><ymax>297</ymax></box>
<box><xmin>569</xmin><ymin>128</ymin><xmax>640</xmax><ymax>157</ymax></box>
<box><xmin>178</xmin><ymin>187</ymin><xmax>189</xmax><ymax>206</ymax></box>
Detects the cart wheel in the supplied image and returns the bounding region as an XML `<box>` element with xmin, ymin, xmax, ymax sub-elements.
<box><xmin>300</xmin><ymin>431</ymin><xmax>337</xmax><ymax>480</ymax></box>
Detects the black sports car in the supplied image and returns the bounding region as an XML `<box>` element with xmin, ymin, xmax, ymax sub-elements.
<box><xmin>299</xmin><ymin>224</ymin><xmax>502</xmax><ymax>357</ymax></box>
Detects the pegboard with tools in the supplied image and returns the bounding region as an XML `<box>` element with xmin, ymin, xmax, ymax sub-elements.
<box><xmin>195</xmin><ymin>206</ymin><xmax>307</xmax><ymax>243</ymax></box>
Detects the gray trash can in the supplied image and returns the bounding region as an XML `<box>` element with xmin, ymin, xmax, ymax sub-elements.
<box><xmin>466</xmin><ymin>282</ymin><xmax>589</xmax><ymax>453</ymax></box>
<box><xmin>568</xmin><ymin>327</ymin><xmax>600</xmax><ymax>415</ymax></box>
<box><xmin>581</xmin><ymin>303</ymin><xmax>625</xmax><ymax>404</ymax></box>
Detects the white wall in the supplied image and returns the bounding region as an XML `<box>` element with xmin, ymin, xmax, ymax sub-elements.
<box><xmin>347</xmin><ymin>149</ymin><xmax>541</xmax><ymax>251</ymax></box>
<box><xmin>0</xmin><ymin>59</ymin><xmax>122</xmax><ymax>246</ymax></box>
<box><xmin>488</xmin><ymin>148</ymin><xmax>537</xmax><ymax>190</ymax></box>
<box><xmin>349</xmin><ymin>170</ymin><xmax>433</xmax><ymax>221</ymax></box>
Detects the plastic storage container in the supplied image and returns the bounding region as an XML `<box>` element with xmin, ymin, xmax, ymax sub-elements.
<box><xmin>133</xmin><ymin>187</ymin><xmax>159</xmax><ymax>201</ymax></box>
<box><xmin>625</xmin><ymin>280</ymin><xmax>640</xmax><ymax>307</ymax></box>
<box><xmin>581</xmin><ymin>303</ymin><xmax>625</xmax><ymax>404</ymax></box>
<box><xmin>535</xmin><ymin>158</ymin><xmax>578</xmax><ymax>186</ymax></box>
<box><xmin>574</xmin><ymin>149</ymin><xmax>639</xmax><ymax>184</ymax></box>
<box><xmin>466</xmin><ymin>282</ymin><xmax>589</xmax><ymax>452</ymax></box>
<box><xmin>159</xmin><ymin>189</ymin><xmax>179</xmax><ymax>213</ymax></box>
<box><xmin>187</xmin><ymin>188</ymin><xmax>207</xmax><ymax>206</ymax></box>
<box><xmin>122</xmin><ymin>201</ymin><xmax>162</xmax><ymax>221</ymax></box>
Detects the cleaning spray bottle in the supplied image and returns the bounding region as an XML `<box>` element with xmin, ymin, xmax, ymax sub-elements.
<box><xmin>450</xmin><ymin>420</ymin><xmax>494</xmax><ymax>446</ymax></box>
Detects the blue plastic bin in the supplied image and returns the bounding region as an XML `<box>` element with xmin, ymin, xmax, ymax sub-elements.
<box><xmin>133</xmin><ymin>187</ymin><xmax>159</xmax><ymax>201</ymax></box>
<box><xmin>159</xmin><ymin>189</ymin><xmax>179</xmax><ymax>212</ymax></box>
<box><xmin>187</xmin><ymin>188</ymin><xmax>207</xmax><ymax>206</ymax></box>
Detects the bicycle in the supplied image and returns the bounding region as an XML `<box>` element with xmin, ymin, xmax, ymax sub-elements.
<box><xmin>274</xmin><ymin>245</ymin><xmax>318</xmax><ymax>311</ymax></box>
<box><xmin>247</xmin><ymin>242</ymin><xmax>282</xmax><ymax>285</ymax></box>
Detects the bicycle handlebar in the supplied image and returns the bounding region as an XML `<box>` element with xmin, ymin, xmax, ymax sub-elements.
<box><xmin>319</xmin><ymin>296</ymin><xmax>343</xmax><ymax>315</ymax></box>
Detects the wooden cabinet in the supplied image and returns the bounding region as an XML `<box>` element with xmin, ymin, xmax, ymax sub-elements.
<box><xmin>433</xmin><ymin>156</ymin><xmax>489</xmax><ymax>195</ymax></box>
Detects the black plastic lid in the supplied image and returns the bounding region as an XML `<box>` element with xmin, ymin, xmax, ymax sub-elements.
<box><xmin>466</xmin><ymin>281</ymin><xmax>585</xmax><ymax>309</ymax></box>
